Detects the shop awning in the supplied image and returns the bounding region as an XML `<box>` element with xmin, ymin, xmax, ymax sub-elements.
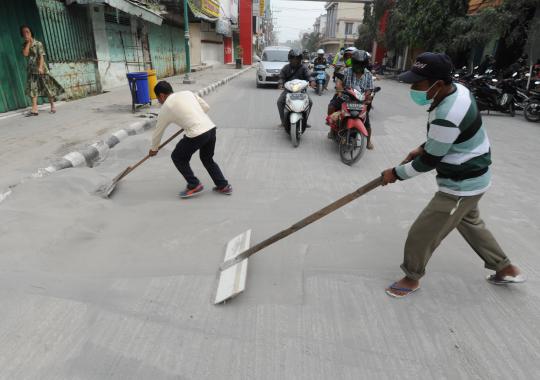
<box><xmin>187</xmin><ymin>0</ymin><xmax>219</xmax><ymax>22</ymax></box>
<box><xmin>66</xmin><ymin>0</ymin><xmax>163</xmax><ymax>25</ymax></box>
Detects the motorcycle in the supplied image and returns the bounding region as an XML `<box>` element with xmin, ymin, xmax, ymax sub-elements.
<box><xmin>313</xmin><ymin>64</ymin><xmax>327</xmax><ymax>95</ymax></box>
<box><xmin>524</xmin><ymin>81</ymin><xmax>540</xmax><ymax>122</ymax></box>
<box><xmin>326</xmin><ymin>87</ymin><xmax>380</xmax><ymax>165</ymax></box>
<box><xmin>283</xmin><ymin>79</ymin><xmax>311</xmax><ymax>147</ymax></box>
<box><xmin>468</xmin><ymin>73</ymin><xmax>516</xmax><ymax>116</ymax></box>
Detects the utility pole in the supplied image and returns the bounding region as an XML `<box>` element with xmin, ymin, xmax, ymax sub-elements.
<box><xmin>182</xmin><ymin>0</ymin><xmax>195</xmax><ymax>84</ymax></box>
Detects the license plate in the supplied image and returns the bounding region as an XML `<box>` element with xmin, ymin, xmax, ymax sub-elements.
<box><xmin>290</xmin><ymin>93</ymin><xmax>306</xmax><ymax>100</ymax></box>
<box><xmin>347</xmin><ymin>103</ymin><xmax>362</xmax><ymax>111</ymax></box>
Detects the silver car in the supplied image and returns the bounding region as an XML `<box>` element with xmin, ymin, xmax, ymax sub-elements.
<box><xmin>256</xmin><ymin>46</ymin><xmax>290</xmax><ymax>87</ymax></box>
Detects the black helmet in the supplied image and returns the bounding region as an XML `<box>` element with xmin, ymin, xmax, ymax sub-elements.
<box><xmin>288</xmin><ymin>48</ymin><xmax>302</xmax><ymax>60</ymax></box>
<box><xmin>351</xmin><ymin>50</ymin><xmax>370</xmax><ymax>65</ymax></box>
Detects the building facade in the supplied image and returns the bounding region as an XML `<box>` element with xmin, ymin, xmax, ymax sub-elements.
<box><xmin>0</xmin><ymin>0</ymin><xmax>246</xmax><ymax>113</ymax></box>
<box><xmin>321</xmin><ymin>1</ymin><xmax>364</xmax><ymax>55</ymax></box>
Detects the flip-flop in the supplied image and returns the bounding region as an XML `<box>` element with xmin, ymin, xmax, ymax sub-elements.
<box><xmin>385</xmin><ymin>282</ymin><xmax>421</xmax><ymax>298</ymax></box>
<box><xmin>486</xmin><ymin>274</ymin><xmax>526</xmax><ymax>285</ymax></box>
<box><xmin>24</xmin><ymin>111</ymin><xmax>39</xmax><ymax>117</ymax></box>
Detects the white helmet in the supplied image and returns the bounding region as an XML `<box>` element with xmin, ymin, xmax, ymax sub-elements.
<box><xmin>345</xmin><ymin>46</ymin><xmax>357</xmax><ymax>53</ymax></box>
<box><xmin>317</xmin><ymin>49</ymin><xmax>325</xmax><ymax>55</ymax></box>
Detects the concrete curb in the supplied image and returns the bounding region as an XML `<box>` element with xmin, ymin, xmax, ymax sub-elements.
<box><xmin>36</xmin><ymin>65</ymin><xmax>254</xmax><ymax>176</ymax></box>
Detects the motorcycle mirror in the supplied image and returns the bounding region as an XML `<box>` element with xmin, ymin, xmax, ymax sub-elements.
<box><xmin>512</xmin><ymin>72</ymin><xmax>518</xmax><ymax>77</ymax></box>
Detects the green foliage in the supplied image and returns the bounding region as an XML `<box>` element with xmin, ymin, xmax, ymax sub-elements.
<box><xmin>355</xmin><ymin>3</ymin><xmax>375</xmax><ymax>51</ymax></box>
<box><xmin>385</xmin><ymin>0</ymin><xmax>469</xmax><ymax>51</ymax></box>
<box><xmin>302</xmin><ymin>32</ymin><xmax>322</xmax><ymax>53</ymax></box>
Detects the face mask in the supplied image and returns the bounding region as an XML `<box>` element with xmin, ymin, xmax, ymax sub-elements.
<box><xmin>345</xmin><ymin>58</ymin><xmax>352</xmax><ymax>67</ymax></box>
<box><xmin>410</xmin><ymin>82</ymin><xmax>439</xmax><ymax>106</ymax></box>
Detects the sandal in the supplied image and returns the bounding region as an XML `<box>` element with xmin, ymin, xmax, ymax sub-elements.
<box><xmin>385</xmin><ymin>282</ymin><xmax>421</xmax><ymax>298</ymax></box>
<box><xmin>25</xmin><ymin>111</ymin><xmax>39</xmax><ymax>117</ymax></box>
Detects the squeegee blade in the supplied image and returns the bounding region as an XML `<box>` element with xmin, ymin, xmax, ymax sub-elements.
<box><xmin>214</xmin><ymin>230</ymin><xmax>251</xmax><ymax>305</ymax></box>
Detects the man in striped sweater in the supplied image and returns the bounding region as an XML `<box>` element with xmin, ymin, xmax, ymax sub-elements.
<box><xmin>381</xmin><ymin>53</ymin><xmax>524</xmax><ymax>298</ymax></box>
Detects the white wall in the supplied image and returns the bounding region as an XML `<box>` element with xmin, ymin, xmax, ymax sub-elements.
<box><xmin>201</xmin><ymin>22</ymin><xmax>224</xmax><ymax>65</ymax></box>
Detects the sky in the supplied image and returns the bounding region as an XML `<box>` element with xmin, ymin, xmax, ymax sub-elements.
<box><xmin>271</xmin><ymin>0</ymin><xmax>326</xmax><ymax>43</ymax></box>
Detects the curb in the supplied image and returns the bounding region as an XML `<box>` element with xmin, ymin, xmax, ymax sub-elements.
<box><xmin>36</xmin><ymin>65</ymin><xmax>254</xmax><ymax>176</ymax></box>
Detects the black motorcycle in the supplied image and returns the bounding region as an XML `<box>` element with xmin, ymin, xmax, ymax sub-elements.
<box><xmin>468</xmin><ymin>73</ymin><xmax>516</xmax><ymax>116</ymax></box>
<box><xmin>524</xmin><ymin>82</ymin><xmax>540</xmax><ymax>122</ymax></box>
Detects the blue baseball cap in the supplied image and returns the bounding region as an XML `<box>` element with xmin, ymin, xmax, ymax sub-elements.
<box><xmin>399</xmin><ymin>52</ymin><xmax>453</xmax><ymax>83</ymax></box>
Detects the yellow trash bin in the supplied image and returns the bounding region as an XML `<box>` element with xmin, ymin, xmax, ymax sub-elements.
<box><xmin>146</xmin><ymin>69</ymin><xmax>157</xmax><ymax>100</ymax></box>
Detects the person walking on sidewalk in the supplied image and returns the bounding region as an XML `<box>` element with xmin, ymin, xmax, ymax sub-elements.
<box><xmin>381</xmin><ymin>52</ymin><xmax>524</xmax><ymax>298</ymax></box>
<box><xmin>20</xmin><ymin>25</ymin><xmax>64</xmax><ymax>117</ymax></box>
<box><xmin>148</xmin><ymin>81</ymin><xmax>232</xmax><ymax>198</ymax></box>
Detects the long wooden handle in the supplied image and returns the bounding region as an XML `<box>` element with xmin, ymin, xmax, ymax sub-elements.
<box><xmin>220</xmin><ymin>176</ymin><xmax>383</xmax><ymax>270</ymax></box>
<box><xmin>116</xmin><ymin>129</ymin><xmax>184</xmax><ymax>182</ymax></box>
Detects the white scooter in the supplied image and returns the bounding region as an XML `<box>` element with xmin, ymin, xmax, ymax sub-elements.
<box><xmin>283</xmin><ymin>79</ymin><xmax>310</xmax><ymax>147</ymax></box>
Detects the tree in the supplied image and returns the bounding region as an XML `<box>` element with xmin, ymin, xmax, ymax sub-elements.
<box><xmin>355</xmin><ymin>0</ymin><xmax>392</xmax><ymax>51</ymax></box>
<box><xmin>385</xmin><ymin>0</ymin><xmax>469</xmax><ymax>52</ymax></box>
<box><xmin>450</xmin><ymin>0</ymin><xmax>540</xmax><ymax>65</ymax></box>
<box><xmin>302</xmin><ymin>32</ymin><xmax>323</xmax><ymax>53</ymax></box>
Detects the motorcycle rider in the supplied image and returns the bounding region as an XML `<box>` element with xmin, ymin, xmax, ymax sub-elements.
<box><xmin>313</xmin><ymin>49</ymin><xmax>330</xmax><ymax>90</ymax></box>
<box><xmin>328</xmin><ymin>49</ymin><xmax>375</xmax><ymax>149</ymax></box>
<box><xmin>332</xmin><ymin>47</ymin><xmax>346</xmax><ymax>82</ymax></box>
<box><xmin>277</xmin><ymin>48</ymin><xmax>314</xmax><ymax>128</ymax></box>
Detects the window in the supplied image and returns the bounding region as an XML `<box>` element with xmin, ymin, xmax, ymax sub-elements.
<box><xmin>262</xmin><ymin>50</ymin><xmax>289</xmax><ymax>62</ymax></box>
<box><xmin>345</xmin><ymin>23</ymin><xmax>353</xmax><ymax>36</ymax></box>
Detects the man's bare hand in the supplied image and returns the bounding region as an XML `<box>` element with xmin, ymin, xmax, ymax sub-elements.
<box><xmin>401</xmin><ymin>146</ymin><xmax>424</xmax><ymax>165</ymax></box>
<box><xmin>381</xmin><ymin>168</ymin><xmax>398</xmax><ymax>186</ymax></box>
<box><xmin>148</xmin><ymin>149</ymin><xmax>158</xmax><ymax>157</ymax></box>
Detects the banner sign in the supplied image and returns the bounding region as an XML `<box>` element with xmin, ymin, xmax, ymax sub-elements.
<box><xmin>202</xmin><ymin>0</ymin><xmax>220</xmax><ymax>18</ymax></box>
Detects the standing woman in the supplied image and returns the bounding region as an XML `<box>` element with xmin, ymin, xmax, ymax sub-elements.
<box><xmin>20</xmin><ymin>25</ymin><xmax>64</xmax><ymax>116</ymax></box>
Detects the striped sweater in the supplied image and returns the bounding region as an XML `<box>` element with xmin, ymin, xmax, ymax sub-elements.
<box><xmin>395</xmin><ymin>83</ymin><xmax>492</xmax><ymax>196</ymax></box>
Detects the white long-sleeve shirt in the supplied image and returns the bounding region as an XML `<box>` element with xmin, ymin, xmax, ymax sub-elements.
<box><xmin>151</xmin><ymin>91</ymin><xmax>215</xmax><ymax>150</ymax></box>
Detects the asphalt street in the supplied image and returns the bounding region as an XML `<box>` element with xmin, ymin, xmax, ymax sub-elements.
<box><xmin>1</xmin><ymin>72</ymin><xmax>539</xmax><ymax>379</ymax></box>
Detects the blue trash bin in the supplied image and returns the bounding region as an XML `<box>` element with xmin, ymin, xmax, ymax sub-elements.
<box><xmin>127</xmin><ymin>72</ymin><xmax>150</xmax><ymax>112</ymax></box>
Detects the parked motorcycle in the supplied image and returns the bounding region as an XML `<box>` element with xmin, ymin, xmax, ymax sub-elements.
<box><xmin>326</xmin><ymin>87</ymin><xmax>379</xmax><ymax>165</ymax></box>
<box><xmin>468</xmin><ymin>73</ymin><xmax>516</xmax><ymax>116</ymax></box>
<box><xmin>283</xmin><ymin>79</ymin><xmax>311</xmax><ymax>147</ymax></box>
<box><xmin>313</xmin><ymin>64</ymin><xmax>327</xmax><ymax>95</ymax></box>
<box><xmin>524</xmin><ymin>81</ymin><xmax>540</xmax><ymax>122</ymax></box>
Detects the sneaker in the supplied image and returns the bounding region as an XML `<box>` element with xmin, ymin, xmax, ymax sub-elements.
<box><xmin>179</xmin><ymin>183</ymin><xmax>204</xmax><ymax>198</ymax></box>
<box><xmin>213</xmin><ymin>184</ymin><xmax>233</xmax><ymax>195</ymax></box>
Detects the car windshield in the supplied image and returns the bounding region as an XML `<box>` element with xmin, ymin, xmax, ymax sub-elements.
<box><xmin>262</xmin><ymin>50</ymin><xmax>289</xmax><ymax>62</ymax></box>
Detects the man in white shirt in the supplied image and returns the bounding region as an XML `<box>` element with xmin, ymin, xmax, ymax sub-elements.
<box><xmin>149</xmin><ymin>81</ymin><xmax>231</xmax><ymax>198</ymax></box>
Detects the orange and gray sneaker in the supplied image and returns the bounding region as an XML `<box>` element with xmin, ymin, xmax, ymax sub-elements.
<box><xmin>179</xmin><ymin>183</ymin><xmax>204</xmax><ymax>198</ymax></box>
<box><xmin>213</xmin><ymin>184</ymin><xmax>232</xmax><ymax>195</ymax></box>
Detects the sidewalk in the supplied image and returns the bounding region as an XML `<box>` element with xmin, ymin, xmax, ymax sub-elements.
<box><xmin>0</xmin><ymin>64</ymin><xmax>253</xmax><ymax>190</ymax></box>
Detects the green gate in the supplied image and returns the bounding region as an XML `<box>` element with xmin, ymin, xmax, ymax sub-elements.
<box><xmin>0</xmin><ymin>0</ymin><xmax>43</xmax><ymax>113</ymax></box>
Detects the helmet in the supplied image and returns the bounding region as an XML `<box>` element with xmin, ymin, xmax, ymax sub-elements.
<box><xmin>288</xmin><ymin>48</ymin><xmax>303</xmax><ymax>60</ymax></box>
<box><xmin>344</xmin><ymin>47</ymin><xmax>357</xmax><ymax>53</ymax></box>
<box><xmin>317</xmin><ymin>49</ymin><xmax>325</xmax><ymax>55</ymax></box>
<box><xmin>351</xmin><ymin>50</ymin><xmax>370</xmax><ymax>65</ymax></box>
